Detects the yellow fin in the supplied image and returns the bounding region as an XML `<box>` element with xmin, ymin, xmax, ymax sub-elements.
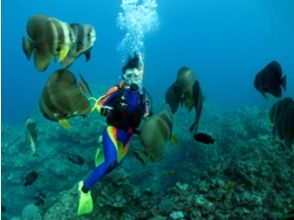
<box><xmin>58</xmin><ymin>119</ymin><xmax>72</xmax><ymax>129</ymax></box>
<box><xmin>77</xmin><ymin>181</ymin><xmax>93</xmax><ymax>216</ymax></box>
<box><xmin>170</xmin><ymin>134</ymin><xmax>178</xmax><ymax>145</ymax></box>
<box><xmin>224</xmin><ymin>181</ymin><xmax>236</xmax><ymax>190</ymax></box>
<box><xmin>58</xmin><ymin>47</ymin><xmax>70</xmax><ymax>62</ymax></box>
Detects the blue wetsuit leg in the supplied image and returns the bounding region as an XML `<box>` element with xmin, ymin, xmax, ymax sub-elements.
<box><xmin>83</xmin><ymin>127</ymin><xmax>132</xmax><ymax>191</ymax></box>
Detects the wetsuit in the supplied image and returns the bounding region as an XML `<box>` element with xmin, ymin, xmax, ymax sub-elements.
<box><xmin>83</xmin><ymin>83</ymin><xmax>150</xmax><ymax>192</ymax></box>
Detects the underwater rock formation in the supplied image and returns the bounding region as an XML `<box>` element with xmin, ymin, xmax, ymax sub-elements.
<box><xmin>2</xmin><ymin>104</ymin><xmax>294</xmax><ymax>219</ymax></box>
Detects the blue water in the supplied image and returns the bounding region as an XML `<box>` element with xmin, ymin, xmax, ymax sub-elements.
<box><xmin>2</xmin><ymin>0</ymin><xmax>294</xmax><ymax>125</ymax></box>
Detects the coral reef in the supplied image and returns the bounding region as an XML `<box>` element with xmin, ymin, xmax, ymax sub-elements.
<box><xmin>2</xmin><ymin>104</ymin><xmax>293</xmax><ymax>219</ymax></box>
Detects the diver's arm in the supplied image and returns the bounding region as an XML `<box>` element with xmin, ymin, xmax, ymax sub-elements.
<box><xmin>95</xmin><ymin>87</ymin><xmax>120</xmax><ymax>114</ymax></box>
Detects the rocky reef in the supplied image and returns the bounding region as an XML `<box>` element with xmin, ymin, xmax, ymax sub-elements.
<box><xmin>1</xmin><ymin>104</ymin><xmax>293</xmax><ymax>219</ymax></box>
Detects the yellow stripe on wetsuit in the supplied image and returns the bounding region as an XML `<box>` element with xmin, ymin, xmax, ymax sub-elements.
<box><xmin>107</xmin><ymin>126</ymin><xmax>131</xmax><ymax>163</ymax></box>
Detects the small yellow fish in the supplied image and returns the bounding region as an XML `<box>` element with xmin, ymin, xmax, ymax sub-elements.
<box><xmin>170</xmin><ymin>134</ymin><xmax>178</xmax><ymax>145</ymax></box>
<box><xmin>166</xmin><ymin>170</ymin><xmax>176</xmax><ymax>177</ymax></box>
<box><xmin>224</xmin><ymin>181</ymin><xmax>235</xmax><ymax>190</ymax></box>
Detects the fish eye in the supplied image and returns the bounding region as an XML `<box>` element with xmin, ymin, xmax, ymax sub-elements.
<box><xmin>87</xmin><ymin>32</ymin><xmax>93</xmax><ymax>39</ymax></box>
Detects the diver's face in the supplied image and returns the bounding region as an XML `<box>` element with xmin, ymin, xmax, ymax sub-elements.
<box><xmin>123</xmin><ymin>68</ymin><xmax>143</xmax><ymax>86</ymax></box>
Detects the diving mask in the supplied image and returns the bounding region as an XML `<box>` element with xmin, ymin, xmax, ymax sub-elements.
<box><xmin>123</xmin><ymin>68</ymin><xmax>143</xmax><ymax>89</ymax></box>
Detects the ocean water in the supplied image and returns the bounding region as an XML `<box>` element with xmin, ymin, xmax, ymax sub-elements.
<box><xmin>1</xmin><ymin>0</ymin><xmax>294</xmax><ymax>219</ymax></box>
<box><xmin>2</xmin><ymin>0</ymin><xmax>294</xmax><ymax>125</ymax></box>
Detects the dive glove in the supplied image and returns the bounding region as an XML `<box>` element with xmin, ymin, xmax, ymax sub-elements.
<box><xmin>77</xmin><ymin>181</ymin><xmax>93</xmax><ymax>216</ymax></box>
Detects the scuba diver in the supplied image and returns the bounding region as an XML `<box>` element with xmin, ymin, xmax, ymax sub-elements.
<box><xmin>77</xmin><ymin>52</ymin><xmax>152</xmax><ymax>215</ymax></box>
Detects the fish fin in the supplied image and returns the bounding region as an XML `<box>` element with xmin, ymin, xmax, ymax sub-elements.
<box><xmin>170</xmin><ymin>134</ymin><xmax>178</xmax><ymax>145</ymax></box>
<box><xmin>273</xmin><ymin>88</ymin><xmax>282</xmax><ymax>98</ymax></box>
<box><xmin>131</xmin><ymin>148</ymin><xmax>149</xmax><ymax>165</ymax></box>
<box><xmin>79</xmin><ymin>73</ymin><xmax>93</xmax><ymax>96</ymax></box>
<box><xmin>261</xmin><ymin>91</ymin><xmax>268</xmax><ymax>99</ymax></box>
<box><xmin>165</xmin><ymin>83</ymin><xmax>182</xmax><ymax>114</ymax></box>
<box><xmin>22</xmin><ymin>37</ymin><xmax>34</xmax><ymax>60</ymax></box>
<box><xmin>190</xmin><ymin>124</ymin><xmax>194</xmax><ymax>132</ymax></box>
<box><xmin>58</xmin><ymin>119</ymin><xmax>72</xmax><ymax>129</ymax></box>
<box><xmin>34</xmin><ymin>51</ymin><xmax>51</xmax><ymax>72</ymax></box>
<box><xmin>58</xmin><ymin>47</ymin><xmax>70</xmax><ymax>62</ymax></box>
<box><xmin>281</xmin><ymin>75</ymin><xmax>287</xmax><ymax>91</ymax></box>
<box><xmin>61</xmin><ymin>56</ymin><xmax>75</xmax><ymax>69</ymax></box>
<box><xmin>85</xmin><ymin>51</ymin><xmax>91</xmax><ymax>62</ymax></box>
<box><xmin>190</xmin><ymin>120</ymin><xmax>198</xmax><ymax>133</ymax></box>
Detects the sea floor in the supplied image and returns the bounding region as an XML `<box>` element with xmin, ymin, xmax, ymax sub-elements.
<box><xmin>1</xmin><ymin>104</ymin><xmax>293</xmax><ymax>219</ymax></box>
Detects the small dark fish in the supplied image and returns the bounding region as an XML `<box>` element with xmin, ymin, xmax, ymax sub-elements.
<box><xmin>254</xmin><ymin>60</ymin><xmax>286</xmax><ymax>98</ymax></box>
<box><xmin>24</xmin><ymin>171</ymin><xmax>38</xmax><ymax>186</ymax></box>
<box><xmin>1</xmin><ymin>204</ymin><xmax>6</xmax><ymax>212</ymax></box>
<box><xmin>193</xmin><ymin>132</ymin><xmax>214</xmax><ymax>144</ymax></box>
<box><xmin>34</xmin><ymin>197</ymin><xmax>45</xmax><ymax>206</ymax></box>
<box><xmin>33</xmin><ymin>191</ymin><xmax>46</xmax><ymax>206</ymax></box>
<box><xmin>68</xmin><ymin>154</ymin><xmax>84</xmax><ymax>165</ymax></box>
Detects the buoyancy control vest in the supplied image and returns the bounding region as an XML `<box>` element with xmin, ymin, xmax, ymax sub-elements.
<box><xmin>106</xmin><ymin>85</ymin><xmax>148</xmax><ymax>131</ymax></box>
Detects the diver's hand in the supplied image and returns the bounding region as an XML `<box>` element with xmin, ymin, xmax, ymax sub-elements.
<box><xmin>77</xmin><ymin>181</ymin><xmax>93</xmax><ymax>216</ymax></box>
<box><xmin>100</xmin><ymin>106</ymin><xmax>113</xmax><ymax>117</ymax></box>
